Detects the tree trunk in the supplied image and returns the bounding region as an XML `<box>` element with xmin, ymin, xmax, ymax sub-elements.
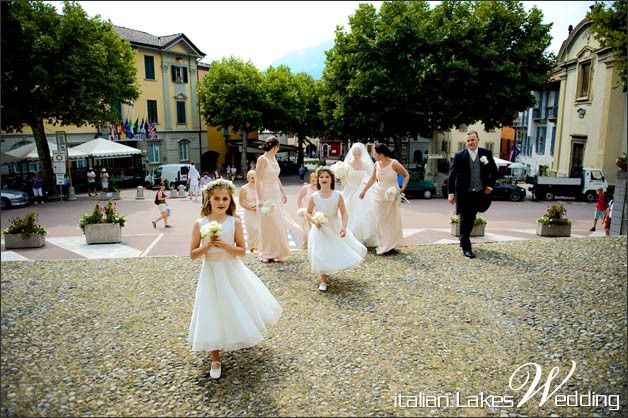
<box><xmin>297</xmin><ymin>132</ymin><xmax>304</xmax><ymax>166</ymax></box>
<box><xmin>393</xmin><ymin>134</ymin><xmax>403</xmax><ymax>162</ymax></box>
<box><xmin>30</xmin><ymin>116</ymin><xmax>60</xmax><ymax>200</ymax></box>
<box><xmin>240</xmin><ymin>129</ymin><xmax>248</xmax><ymax>176</ymax></box>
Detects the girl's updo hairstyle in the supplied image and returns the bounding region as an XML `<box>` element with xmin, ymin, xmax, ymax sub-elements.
<box><xmin>374</xmin><ymin>142</ymin><xmax>394</xmax><ymax>158</ymax></box>
<box><xmin>262</xmin><ymin>136</ymin><xmax>280</xmax><ymax>151</ymax></box>
<box><xmin>315</xmin><ymin>166</ymin><xmax>336</xmax><ymax>191</ymax></box>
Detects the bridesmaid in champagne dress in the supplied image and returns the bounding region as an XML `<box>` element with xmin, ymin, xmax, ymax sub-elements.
<box><xmin>296</xmin><ymin>171</ymin><xmax>318</xmax><ymax>250</ymax></box>
<box><xmin>255</xmin><ymin>136</ymin><xmax>302</xmax><ymax>262</ymax></box>
<box><xmin>238</xmin><ymin>170</ymin><xmax>258</xmax><ymax>252</ymax></box>
<box><xmin>359</xmin><ymin>143</ymin><xmax>410</xmax><ymax>255</ymax></box>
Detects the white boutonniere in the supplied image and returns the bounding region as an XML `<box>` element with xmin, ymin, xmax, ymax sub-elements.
<box><xmin>480</xmin><ymin>156</ymin><xmax>489</xmax><ymax>165</ymax></box>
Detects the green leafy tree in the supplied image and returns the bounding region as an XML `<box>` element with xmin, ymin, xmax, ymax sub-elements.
<box><xmin>262</xmin><ymin>67</ymin><xmax>322</xmax><ymax>165</ymax></box>
<box><xmin>321</xmin><ymin>0</ymin><xmax>553</xmax><ymax>159</ymax></box>
<box><xmin>197</xmin><ymin>57</ymin><xmax>265</xmax><ymax>174</ymax></box>
<box><xmin>1</xmin><ymin>1</ymin><xmax>139</xmax><ymax>197</ymax></box>
<box><xmin>587</xmin><ymin>0</ymin><xmax>627</xmax><ymax>91</ymax></box>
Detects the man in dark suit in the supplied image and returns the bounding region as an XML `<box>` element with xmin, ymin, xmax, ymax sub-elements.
<box><xmin>447</xmin><ymin>131</ymin><xmax>498</xmax><ymax>258</ymax></box>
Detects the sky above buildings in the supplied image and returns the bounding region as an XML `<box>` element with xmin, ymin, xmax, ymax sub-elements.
<box><xmin>51</xmin><ymin>1</ymin><xmax>596</xmax><ymax>70</ymax></box>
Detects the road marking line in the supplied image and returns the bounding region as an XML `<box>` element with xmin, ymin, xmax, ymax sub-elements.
<box><xmin>141</xmin><ymin>234</ymin><xmax>164</xmax><ymax>257</ymax></box>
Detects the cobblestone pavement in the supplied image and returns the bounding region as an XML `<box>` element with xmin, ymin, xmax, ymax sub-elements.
<box><xmin>1</xmin><ymin>236</ymin><xmax>626</xmax><ymax>417</ymax></box>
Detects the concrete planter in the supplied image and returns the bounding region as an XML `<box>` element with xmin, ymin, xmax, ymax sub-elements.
<box><xmin>4</xmin><ymin>233</ymin><xmax>46</xmax><ymax>249</ymax></box>
<box><xmin>84</xmin><ymin>223</ymin><xmax>122</xmax><ymax>244</ymax></box>
<box><xmin>536</xmin><ymin>222</ymin><xmax>571</xmax><ymax>237</ymax></box>
<box><xmin>97</xmin><ymin>191</ymin><xmax>121</xmax><ymax>200</ymax></box>
<box><xmin>450</xmin><ymin>223</ymin><xmax>485</xmax><ymax>237</ymax></box>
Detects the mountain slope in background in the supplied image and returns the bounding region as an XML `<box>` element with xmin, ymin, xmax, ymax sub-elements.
<box><xmin>269</xmin><ymin>40</ymin><xmax>333</xmax><ymax>80</ymax></box>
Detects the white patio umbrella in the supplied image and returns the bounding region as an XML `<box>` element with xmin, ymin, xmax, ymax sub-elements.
<box><xmin>4</xmin><ymin>141</ymin><xmax>86</xmax><ymax>160</ymax></box>
<box><xmin>493</xmin><ymin>157</ymin><xmax>512</xmax><ymax>167</ymax></box>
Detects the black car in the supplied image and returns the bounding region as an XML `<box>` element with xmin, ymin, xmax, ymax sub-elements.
<box><xmin>441</xmin><ymin>180</ymin><xmax>526</xmax><ymax>202</ymax></box>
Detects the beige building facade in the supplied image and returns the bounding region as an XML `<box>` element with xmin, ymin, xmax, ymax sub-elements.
<box><xmin>551</xmin><ymin>19</ymin><xmax>627</xmax><ymax>187</ymax></box>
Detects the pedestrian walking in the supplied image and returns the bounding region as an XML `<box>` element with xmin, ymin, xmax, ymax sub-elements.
<box><xmin>86</xmin><ymin>167</ymin><xmax>97</xmax><ymax>196</ymax></box>
<box><xmin>152</xmin><ymin>183</ymin><xmax>172</xmax><ymax>228</ymax></box>
<box><xmin>31</xmin><ymin>170</ymin><xmax>44</xmax><ymax>205</ymax></box>
<box><xmin>590</xmin><ymin>187</ymin><xmax>607</xmax><ymax>231</ymax></box>
<box><xmin>100</xmin><ymin>168</ymin><xmax>110</xmax><ymax>192</ymax></box>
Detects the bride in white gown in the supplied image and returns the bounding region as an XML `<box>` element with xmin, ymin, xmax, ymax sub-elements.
<box><xmin>341</xmin><ymin>143</ymin><xmax>379</xmax><ymax>247</ymax></box>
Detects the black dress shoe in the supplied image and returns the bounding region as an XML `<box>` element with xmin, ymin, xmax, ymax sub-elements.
<box><xmin>463</xmin><ymin>250</ymin><xmax>476</xmax><ymax>259</ymax></box>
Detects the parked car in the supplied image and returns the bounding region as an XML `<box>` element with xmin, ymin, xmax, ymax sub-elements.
<box><xmin>440</xmin><ymin>179</ymin><xmax>526</xmax><ymax>202</ymax></box>
<box><xmin>492</xmin><ymin>181</ymin><xmax>527</xmax><ymax>201</ymax></box>
<box><xmin>1</xmin><ymin>189</ymin><xmax>30</xmax><ymax>209</ymax></box>
<box><xmin>400</xmin><ymin>171</ymin><xmax>437</xmax><ymax>199</ymax></box>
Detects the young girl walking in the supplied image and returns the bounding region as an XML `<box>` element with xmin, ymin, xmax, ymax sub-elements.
<box><xmin>306</xmin><ymin>167</ymin><xmax>367</xmax><ymax>292</ymax></box>
<box><xmin>188</xmin><ymin>179</ymin><xmax>282</xmax><ymax>379</ymax></box>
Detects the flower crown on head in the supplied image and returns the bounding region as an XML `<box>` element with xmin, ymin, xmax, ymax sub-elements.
<box><xmin>315</xmin><ymin>165</ymin><xmax>333</xmax><ymax>176</ymax></box>
<box><xmin>202</xmin><ymin>178</ymin><xmax>235</xmax><ymax>195</ymax></box>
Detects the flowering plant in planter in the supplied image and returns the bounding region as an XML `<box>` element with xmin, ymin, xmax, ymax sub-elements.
<box><xmin>537</xmin><ymin>203</ymin><xmax>571</xmax><ymax>225</ymax></box>
<box><xmin>2</xmin><ymin>212</ymin><xmax>47</xmax><ymax>238</ymax></box>
<box><xmin>449</xmin><ymin>215</ymin><xmax>487</xmax><ymax>226</ymax></box>
<box><xmin>78</xmin><ymin>199</ymin><xmax>126</xmax><ymax>232</ymax></box>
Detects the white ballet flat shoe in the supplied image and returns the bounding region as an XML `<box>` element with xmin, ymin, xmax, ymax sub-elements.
<box><xmin>210</xmin><ymin>361</ymin><xmax>221</xmax><ymax>379</ymax></box>
<box><xmin>318</xmin><ymin>282</ymin><xmax>327</xmax><ymax>292</ymax></box>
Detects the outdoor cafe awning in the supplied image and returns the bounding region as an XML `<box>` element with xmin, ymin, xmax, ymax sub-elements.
<box><xmin>3</xmin><ymin>141</ymin><xmax>86</xmax><ymax>161</ymax></box>
<box><xmin>71</xmin><ymin>137</ymin><xmax>142</xmax><ymax>158</ymax></box>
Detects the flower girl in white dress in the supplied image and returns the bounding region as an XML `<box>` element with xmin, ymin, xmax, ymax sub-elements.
<box><xmin>306</xmin><ymin>167</ymin><xmax>367</xmax><ymax>292</ymax></box>
<box><xmin>188</xmin><ymin>179</ymin><xmax>282</xmax><ymax>379</ymax></box>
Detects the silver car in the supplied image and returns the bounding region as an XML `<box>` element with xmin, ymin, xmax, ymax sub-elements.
<box><xmin>1</xmin><ymin>189</ymin><xmax>30</xmax><ymax>209</ymax></box>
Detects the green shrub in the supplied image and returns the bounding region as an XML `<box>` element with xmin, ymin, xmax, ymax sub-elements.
<box><xmin>449</xmin><ymin>215</ymin><xmax>487</xmax><ymax>226</ymax></box>
<box><xmin>2</xmin><ymin>212</ymin><xmax>47</xmax><ymax>238</ymax></box>
<box><xmin>78</xmin><ymin>200</ymin><xmax>126</xmax><ymax>232</ymax></box>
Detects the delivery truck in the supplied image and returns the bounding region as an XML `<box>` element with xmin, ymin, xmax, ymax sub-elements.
<box><xmin>529</xmin><ymin>167</ymin><xmax>607</xmax><ymax>202</ymax></box>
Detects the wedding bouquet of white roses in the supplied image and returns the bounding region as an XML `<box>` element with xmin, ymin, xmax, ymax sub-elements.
<box><xmin>385</xmin><ymin>186</ymin><xmax>401</xmax><ymax>202</ymax></box>
<box><xmin>260</xmin><ymin>200</ymin><xmax>276</xmax><ymax>216</ymax></box>
<box><xmin>200</xmin><ymin>220</ymin><xmax>223</xmax><ymax>243</ymax></box>
<box><xmin>330</xmin><ymin>161</ymin><xmax>351</xmax><ymax>180</ymax></box>
<box><xmin>311</xmin><ymin>211</ymin><xmax>328</xmax><ymax>225</ymax></box>
<box><xmin>296</xmin><ymin>207</ymin><xmax>307</xmax><ymax>217</ymax></box>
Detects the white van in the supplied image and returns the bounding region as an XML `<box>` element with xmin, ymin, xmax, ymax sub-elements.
<box><xmin>145</xmin><ymin>164</ymin><xmax>192</xmax><ymax>189</ymax></box>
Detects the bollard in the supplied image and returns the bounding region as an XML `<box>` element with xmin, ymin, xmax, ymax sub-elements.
<box><xmin>67</xmin><ymin>186</ymin><xmax>77</xmax><ymax>201</ymax></box>
<box><xmin>178</xmin><ymin>184</ymin><xmax>187</xmax><ymax>198</ymax></box>
<box><xmin>136</xmin><ymin>185</ymin><xmax>145</xmax><ymax>200</ymax></box>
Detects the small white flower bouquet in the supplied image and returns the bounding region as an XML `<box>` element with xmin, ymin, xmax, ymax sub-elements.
<box><xmin>311</xmin><ymin>211</ymin><xmax>328</xmax><ymax>225</ymax></box>
<box><xmin>200</xmin><ymin>220</ymin><xmax>223</xmax><ymax>243</ymax></box>
<box><xmin>296</xmin><ymin>207</ymin><xmax>307</xmax><ymax>217</ymax></box>
<box><xmin>330</xmin><ymin>161</ymin><xmax>351</xmax><ymax>180</ymax></box>
<box><xmin>260</xmin><ymin>200</ymin><xmax>276</xmax><ymax>216</ymax></box>
<box><xmin>480</xmin><ymin>156</ymin><xmax>489</xmax><ymax>165</ymax></box>
<box><xmin>385</xmin><ymin>186</ymin><xmax>401</xmax><ymax>202</ymax></box>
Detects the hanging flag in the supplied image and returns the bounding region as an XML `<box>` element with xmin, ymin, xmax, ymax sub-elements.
<box><xmin>109</xmin><ymin>124</ymin><xmax>115</xmax><ymax>141</ymax></box>
<box><xmin>149</xmin><ymin>121</ymin><xmax>158</xmax><ymax>139</ymax></box>
<box><xmin>139</xmin><ymin>118</ymin><xmax>146</xmax><ymax>140</ymax></box>
<box><xmin>124</xmin><ymin>118</ymin><xmax>133</xmax><ymax>139</ymax></box>
<box><xmin>120</xmin><ymin>121</ymin><xmax>126</xmax><ymax>140</ymax></box>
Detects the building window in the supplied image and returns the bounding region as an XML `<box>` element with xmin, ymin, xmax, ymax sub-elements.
<box><xmin>179</xmin><ymin>141</ymin><xmax>189</xmax><ymax>161</ymax></box>
<box><xmin>171</xmin><ymin>66</ymin><xmax>188</xmax><ymax>83</ymax></box>
<box><xmin>148</xmin><ymin>143</ymin><xmax>160</xmax><ymax>164</ymax></box>
<box><xmin>577</xmin><ymin>60</ymin><xmax>592</xmax><ymax>99</ymax></box>
<box><xmin>176</xmin><ymin>101</ymin><xmax>186</xmax><ymax>124</ymax></box>
<box><xmin>147</xmin><ymin>100</ymin><xmax>158</xmax><ymax>123</ymax></box>
<box><xmin>458</xmin><ymin>142</ymin><xmax>465</xmax><ymax>151</ymax></box>
<box><xmin>550</xmin><ymin>126</ymin><xmax>556</xmax><ymax>156</ymax></box>
<box><xmin>144</xmin><ymin>56</ymin><xmax>155</xmax><ymax>80</ymax></box>
<box><xmin>485</xmin><ymin>142</ymin><xmax>494</xmax><ymax>152</ymax></box>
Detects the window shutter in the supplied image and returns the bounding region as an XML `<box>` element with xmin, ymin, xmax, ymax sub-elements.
<box><xmin>182</xmin><ymin>67</ymin><xmax>188</xmax><ymax>83</ymax></box>
<box><xmin>171</xmin><ymin>66</ymin><xmax>177</xmax><ymax>82</ymax></box>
